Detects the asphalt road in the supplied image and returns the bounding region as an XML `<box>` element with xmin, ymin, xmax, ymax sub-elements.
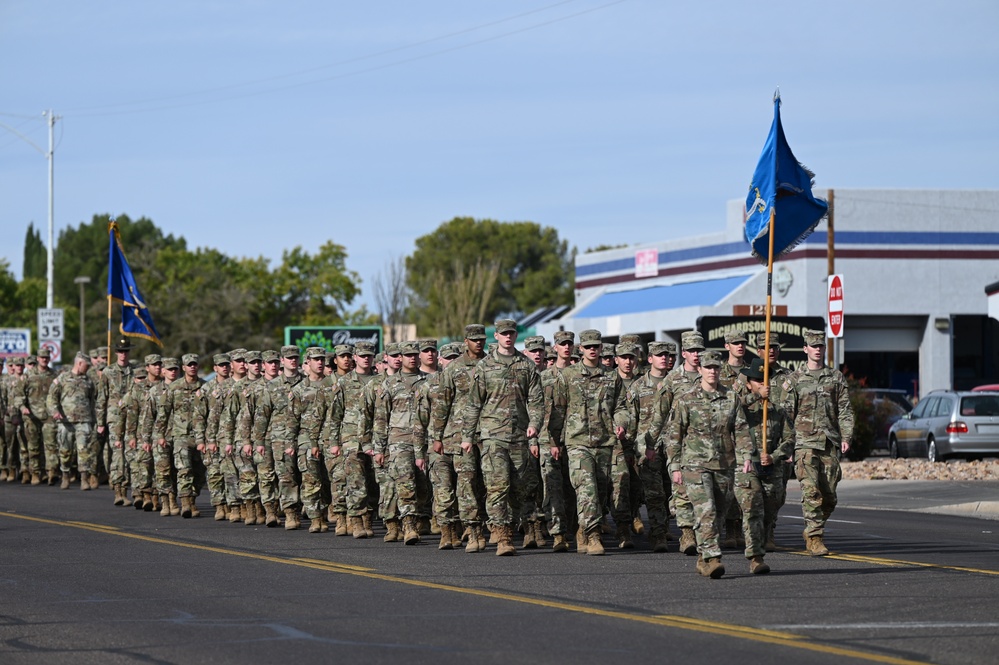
<box><xmin>2</xmin><ymin>481</ymin><xmax>998</xmax><ymax>665</ymax></box>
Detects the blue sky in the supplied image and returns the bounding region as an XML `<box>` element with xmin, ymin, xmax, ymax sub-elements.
<box><xmin>2</xmin><ymin>1</ymin><xmax>996</xmax><ymax>312</ymax></box>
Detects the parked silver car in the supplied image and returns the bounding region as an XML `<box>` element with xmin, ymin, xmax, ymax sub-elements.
<box><xmin>888</xmin><ymin>390</ymin><xmax>999</xmax><ymax>462</ymax></box>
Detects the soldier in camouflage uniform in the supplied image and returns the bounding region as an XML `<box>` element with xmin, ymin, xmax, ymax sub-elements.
<box><xmin>2</xmin><ymin>357</ymin><xmax>27</xmax><ymax>481</ymax></box>
<box><xmin>300</xmin><ymin>350</ymin><xmax>344</xmax><ymax>533</ymax></box>
<box><xmin>120</xmin><ymin>355</ymin><xmax>163</xmax><ymax>510</ymax></box>
<box><xmin>321</xmin><ymin>344</ymin><xmax>356</xmax><ymax>534</ymax></box>
<box><xmin>20</xmin><ymin>348</ymin><xmax>58</xmax><ymax>485</ymax></box>
<box><xmin>461</xmin><ymin>321</ymin><xmax>542</xmax><ymax>556</ymax></box>
<box><xmin>609</xmin><ymin>341</ymin><xmax>640</xmax><ymax>549</ymax></box>
<box><xmin>47</xmin><ymin>352</ymin><xmax>98</xmax><ymax>490</ymax></box>
<box><xmin>111</xmin><ymin>365</ymin><xmax>146</xmax><ymax>506</ymax></box>
<box><xmin>416</xmin><ymin>339</ymin><xmax>440</xmax><ymax>536</ymax></box>
<box><xmin>233</xmin><ymin>350</ymin><xmax>282</xmax><ymax>526</ymax></box>
<box><xmin>286</xmin><ymin>347</ymin><xmax>330</xmax><ymax>533</ymax></box>
<box><xmin>250</xmin><ymin>346</ymin><xmax>305</xmax><ymax>529</ymax></box>
<box><xmin>144</xmin><ymin>357</ymin><xmax>179</xmax><ymax>516</ymax></box>
<box><xmin>600</xmin><ymin>343</ymin><xmax>616</xmax><ymax>371</ymax></box>
<box><xmin>536</xmin><ymin>329</ymin><xmax>576</xmax><ymax>552</ymax></box>
<box><xmin>541</xmin><ymin>329</ymin><xmax>631</xmax><ymax>556</ymax></box>
<box><xmin>718</xmin><ymin>329</ymin><xmax>751</xmax><ymax>549</ymax></box>
<box><xmin>219</xmin><ymin>350</ymin><xmax>267</xmax><ymax>524</ymax></box>
<box><xmin>374</xmin><ymin>341</ymin><xmax>431</xmax><ymax>545</ymax></box>
<box><xmin>659</xmin><ymin>330</ymin><xmax>705</xmax><ymax>555</ymax></box>
<box><xmin>430</xmin><ymin>326</ymin><xmax>488</xmax><ymax>552</ymax></box>
<box><xmin>793</xmin><ymin>329</ymin><xmax>853</xmax><ymax>556</ymax></box>
<box><xmin>193</xmin><ymin>354</ymin><xmax>232</xmax><ymax>520</ymax></box>
<box><xmin>98</xmin><ymin>338</ymin><xmax>135</xmax><ymax>505</ymax></box>
<box><xmin>666</xmin><ymin>350</ymin><xmax>742</xmax><ymax>579</ymax></box>
<box><xmin>733</xmin><ymin>357</ymin><xmax>795</xmax><ymax>573</ymax></box>
<box><xmin>520</xmin><ymin>335</ymin><xmax>548</xmax><ymax>549</ymax></box>
<box><xmin>627</xmin><ymin>341</ymin><xmax>675</xmax><ymax>552</ymax></box>
<box><xmin>156</xmin><ymin>353</ymin><xmax>206</xmax><ymax>518</ymax></box>
<box><xmin>211</xmin><ymin>348</ymin><xmax>250</xmax><ymax>521</ymax></box>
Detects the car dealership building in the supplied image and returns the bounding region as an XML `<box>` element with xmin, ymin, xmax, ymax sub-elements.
<box><xmin>536</xmin><ymin>189</ymin><xmax>999</xmax><ymax>398</ymax></box>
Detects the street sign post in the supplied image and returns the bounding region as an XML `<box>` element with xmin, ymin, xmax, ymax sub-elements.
<box><xmin>827</xmin><ymin>274</ymin><xmax>844</xmax><ymax>339</ymax></box>
<box><xmin>37</xmin><ymin>308</ymin><xmax>64</xmax><ymax>341</ymax></box>
<box><xmin>0</xmin><ymin>328</ymin><xmax>32</xmax><ymax>359</ymax></box>
<box><xmin>39</xmin><ymin>340</ymin><xmax>62</xmax><ymax>363</ymax></box>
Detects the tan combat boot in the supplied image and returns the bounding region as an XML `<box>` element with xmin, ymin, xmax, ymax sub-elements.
<box><xmin>284</xmin><ymin>508</ymin><xmax>300</xmax><ymax>530</ymax></box>
<box><xmin>113</xmin><ymin>485</ymin><xmax>125</xmax><ymax>505</ymax></box>
<box><xmin>806</xmin><ymin>535</ymin><xmax>829</xmax><ymax>556</ymax></box>
<box><xmin>496</xmin><ymin>525</ymin><xmax>516</xmax><ymax>556</ymax></box>
<box><xmin>214</xmin><ymin>504</ymin><xmax>228</xmax><ymax>521</ymax></box>
<box><xmin>749</xmin><ymin>556</ymin><xmax>771</xmax><ymax>574</ymax></box>
<box><xmin>438</xmin><ymin>522</ymin><xmax>454</xmax><ymax>550</ymax></box>
<box><xmin>703</xmin><ymin>557</ymin><xmax>725</xmax><ymax>579</ymax></box>
<box><xmin>522</xmin><ymin>521</ymin><xmax>538</xmax><ymax>549</ymax></box>
<box><xmin>308</xmin><ymin>517</ymin><xmax>323</xmax><ymax>533</ymax></box>
<box><xmin>350</xmin><ymin>515</ymin><xmax>367</xmax><ymax>539</ymax></box>
<box><xmin>151</xmin><ymin>494</ymin><xmax>161</xmax><ymax>512</ymax></box>
<box><xmin>488</xmin><ymin>526</ymin><xmax>501</xmax><ymax>545</ymax></box>
<box><xmin>89</xmin><ymin>473</ymin><xmax>99</xmax><ymax>490</ymax></box>
<box><xmin>552</xmin><ymin>534</ymin><xmax>569</xmax><ymax>553</ymax></box>
<box><xmin>695</xmin><ymin>555</ymin><xmax>708</xmax><ymax>576</ymax></box>
<box><xmin>160</xmin><ymin>493</ymin><xmax>171</xmax><ymax>516</ymax></box>
<box><xmin>576</xmin><ymin>526</ymin><xmax>589</xmax><ymax>554</ymax></box>
<box><xmin>264</xmin><ymin>502</ymin><xmax>279</xmax><ymax>527</ymax></box>
<box><xmin>244</xmin><ymin>500</ymin><xmax>258</xmax><ymax>525</ymax></box>
<box><xmin>80</xmin><ymin>472</ymin><xmax>91</xmax><ymax>491</ymax></box>
<box><xmin>587</xmin><ymin>529</ymin><xmax>605</xmax><ymax>556</ymax></box>
<box><xmin>362</xmin><ymin>511</ymin><xmax>374</xmax><ymax>538</ymax></box>
<box><xmin>61</xmin><ymin>474</ymin><xmax>71</xmax><ymax>490</ymax></box>
<box><xmin>464</xmin><ymin>525</ymin><xmax>483</xmax><ymax>553</ymax></box>
<box><xmin>133</xmin><ymin>492</ymin><xmax>144</xmax><ymax>509</ymax></box>
<box><xmin>319</xmin><ymin>514</ymin><xmax>329</xmax><ymax>533</ymax></box>
<box><xmin>383</xmin><ymin>519</ymin><xmax>402</xmax><ymax>542</ymax></box>
<box><xmin>417</xmin><ymin>516</ymin><xmax>431</xmax><ymax>536</ymax></box>
<box><xmin>632</xmin><ymin>515</ymin><xmax>645</xmax><ymax>535</ymax></box>
<box><xmin>21</xmin><ymin>470</ymin><xmax>30</xmax><ymax>484</ymax></box>
<box><xmin>335</xmin><ymin>512</ymin><xmax>348</xmax><ymax>536</ymax></box>
<box><xmin>239</xmin><ymin>503</ymin><xmax>249</xmax><ymax>523</ymax></box>
<box><xmin>476</xmin><ymin>525</ymin><xmax>487</xmax><ymax>551</ymax></box>
<box><xmin>617</xmin><ymin>524</ymin><xmax>635</xmax><ymax>549</ymax></box>
<box><xmin>168</xmin><ymin>493</ymin><xmax>180</xmax><ymax>516</ymax></box>
<box><xmin>402</xmin><ymin>516</ymin><xmax>420</xmax><ymax>545</ymax></box>
<box><xmin>764</xmin><ymin>524</ymin><xmax>777</xmax><ymax>552</ymax></box>
<box><xmin>190</xmin><ymin>497</ymin><xmax>201</xmax><ymax>518</ymax></box>
<box><xmin>679</xmin><ymin>527</ymin><xmax>698</xmax><ymax>556</ymax></box>
<box><xmin>180</xmin><ymin>496</ymin><xmax>192</xmax><ymax>519</ymax></box>
<box><xmin>720</xmin><ymin>520</ymin><xmax>739</xmax><ymax>548</ymax></box>
<box><xmin>228</xmin><ymin>504</ymin><xmax>242</xmax><ymax>523</ymax></box>
<box><xmin>47</xmin><ymin>469</ymin><xmax>57</xmax><ymax>486</ymax></box>
<box><xmin>533</xmin><ymin>521</ymin><xmax>547</xmax><ymax>548</ymax></box>
<box><xmin>142</xmin><ymin>491</ymin><xmax>154</xmax><ymax>511</ymax></box>
<box><xmin>0</xmin><ymin>469</ymin><xmax>6</xmax><ymax>482</ymax></box>
<box><xmin>430</xmin><ymin>515</ymin><xmax>441</xmax><ymax>535</ymax></box>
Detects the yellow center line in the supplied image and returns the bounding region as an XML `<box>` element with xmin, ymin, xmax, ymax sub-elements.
<box><xmin>2</xmin><ymin>510</ymin><xmax>932</xmax><ymax>665</ymax></box>
<box><xmin>784</xmin><ymin>548</ymin><xmax>999</xmax><ymax>576</ymax></box>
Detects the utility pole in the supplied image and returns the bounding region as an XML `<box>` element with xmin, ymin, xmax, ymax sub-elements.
<box><xmin>74</xmin><ymin>276</ymin><xmax>91</xmax><ymax>353</ymax></box>
<box><xmin>43</xmin><ymin>110</ymin><xmax>60</xmax><ymax>309</ymax></box>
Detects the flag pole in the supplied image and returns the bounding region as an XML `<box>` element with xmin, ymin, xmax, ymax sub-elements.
<box><xmin>106</xmin><ymin>294</ymin><xmax>112</xmax><ymax>359</ymax></box>
<box><xmin>761</xmin><ymin>207</ymin><xmax>776</xmax><ymax>456</ymax></box>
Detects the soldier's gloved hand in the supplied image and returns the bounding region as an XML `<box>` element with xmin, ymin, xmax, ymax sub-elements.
<box><xmin>242</xmin><ymin>444</ymin><xmax>252</xmax><ymax>457</ymax></box>
<box><xmin>432</xmin><ymin>440</ymin><xmax>443</xmax><ymax>454</ymax></box>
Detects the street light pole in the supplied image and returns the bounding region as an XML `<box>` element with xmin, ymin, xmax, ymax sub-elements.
<box><xmin>44</xmin><ymin>110</ymin><xmax>60</xmax><ymax>310</ymax></box>
<box><xmin>74</xmin><ymin>276</ymin><xmax>90</xmax><ymax>353</ymax></box>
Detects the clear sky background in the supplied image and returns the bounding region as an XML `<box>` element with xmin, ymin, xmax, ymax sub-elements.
<box><xmin>2</xmin><ymin>1</ymin><xmax>997</xmax><ymax>312</ymax></box>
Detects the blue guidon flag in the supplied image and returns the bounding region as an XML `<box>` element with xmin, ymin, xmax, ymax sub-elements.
<box><xmin>107</xmin><ymin>219</ymin><xmax>163</xmax><ymax>346</ymax></box>
<box><xmin>744</xmin><ymin>91</ymin><xmax>828</xmax><ymax>264</ymax></box>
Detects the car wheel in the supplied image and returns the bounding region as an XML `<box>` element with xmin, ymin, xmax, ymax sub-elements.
<box><xmin>927</xmin><ymin>438</ymin><xmax>940</xmax><ymax>463</ymax></box>
<box><xmin>889</xmin><ymin>438</ymin><xmax>900</xmax><ymax>460</ymax></box>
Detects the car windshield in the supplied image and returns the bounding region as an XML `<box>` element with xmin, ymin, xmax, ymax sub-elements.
<box><xmin>960</xmin><ymin>395</ymin><xmax>999</xmax><ymax>417</ymax></box>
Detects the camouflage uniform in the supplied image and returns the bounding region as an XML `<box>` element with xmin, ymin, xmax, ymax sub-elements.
<box><xmin>792</xmin><ymin>330</ymin><xmax>854</xmax><ymax>542</ymax></box>
<box><xmin>215</xmin><ymin>375</ymin><xmax>251</xmax><ymax>512</ymax></box>
<box><xmin>193</xmin><ymin>366</ymin><xmax>230</xmax><ymax>511</ymax></box>
<box><xmin>141</xmin><ymin>373</ymin><xmax>174</xmax><ymax>500</ymax></box>
<box><xmin>628</xmin><ymin>359</ymin><xmax>672</xmax><ymax>547</ymax></box>
<box><xmin>46</xmin><ymin>359</ymin><xmax>97</xmax><ymax>477</ymax></box>
<box><xmin>286</xmin><ymin>367</ymin><xmax>328</xmax><ymax>522</ymax></box>
<box><xmin>373</xmin><ymin>365</ymin><xmax>430</xmax><ymax>524</ymax></box>
<box><xmin>461</xmin><ymin>341</ymin><xmax>543</xmax><ymax>533</ymax></box>
<box><xmin>250</xmin><ymin>356</ymin><xmax>304</xmax><ymax>516</ymax></box>
<box><xmin>121</xmin><ymin>374</ymin><xmax>159</xmax><ymax>502</ymax></box>
<box><xmin>333</xmin><ymin>352</ymin><xmax>378</xmax><ymax>523</ymax></box>
<box><xmin>300</xmin><ymin>373</ymin><xmax>342</xmax><ymax>523</ymax></box>
<box><xmin>609</xmin><ymin>343</ymin><xmax>640</xmax><ymax>542</ymax></box>
<box><xmin>665</xmin><ymin>365</ymin><xmax>741</xmax><ymax>562</ymax></box>
<box><xmin>543</xmin><ymin>331</ymin><xmax>631</xmax><ymax>541</ymax></box>
<box><xmin>2</xmin><ymin>359</ymin><xmax>26</xmax><ymax>478</ymax></box>
<box><xmin>20</xmin><ymin>357</ymin><xmax>57</xmax><ymax>479</ymax></box>
<box><xmin>236</xmin><ymin>352</ymin><xmax>281</xmax><ymax>516</ymax></box>
<box><xmin>659</xmin><ymin>361</ymin><xmax>702</xmax><ymax>533</ymax></box>
<box><xmin>98</xmin><ymin>357</ymin><xmax>135</xmax><ymax>496</ymax></box>
<box><xmin>156</xmin><ymin>364</ymin><xmax>205</xmax><ymax>503</ymax></box>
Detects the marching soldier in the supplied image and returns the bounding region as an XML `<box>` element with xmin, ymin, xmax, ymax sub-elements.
<box><xmin>194</xmin><ymin>353</ymin><xmax>232</xmax><ymax>520</ymax></box>
<box><xmin>47</xmin><ymin>352</ymin><xmax>98</xmax><ymax>490</ymax></box>
<box><xmin>286</xmin><ymin>347</ymin><xmax>330</xmax><ymax>533</ymax></box>
<box><xmin>98</xmin><ymin>338</ymin><xmax>135</xmax><ymax>505</ymax></box>
<box><xmin>157</xmin><ymin>354</ymin><xmax>206</xmax><ymax>518</ymax></box>
<box><xmin>20</xmin><ymin>347</ymin><xmax>58</xmax><ymax>485</ymax></box>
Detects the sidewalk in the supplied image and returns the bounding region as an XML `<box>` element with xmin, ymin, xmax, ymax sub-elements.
<box><xmin>833</xmin><ymin>479</ymin><xmax>999</xmax><ymax>521</ymax></box>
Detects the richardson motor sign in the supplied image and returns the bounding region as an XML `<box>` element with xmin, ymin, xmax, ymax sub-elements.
<box><xmin>698</xmin><ymin>315</ymin><xmax>825</xmax><ymax>374</ymax></box>
<box><xmin>284</xmin><ymin>326</ymin><xmax>383</xmax><ymax>354</ymax></box>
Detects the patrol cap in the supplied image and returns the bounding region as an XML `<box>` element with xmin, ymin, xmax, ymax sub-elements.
<box><xmin>725</xmin><ymin>329</ymin><xmax>749</xmax><ymax>345</ymax></box>
<box><xmin>114</xmin><ymin>337</ymin><xmax>132</xmax><ymax>351</ymax></box>
<box><xmin>229</xmin><ymin>348</ymin><xmax>248</xmax><ymax>362</ymax></box>
<box><xmin>374</xmin><ymin>353</ymin><xmax>384</xmax><ymax>364</ymax></box>
<box><xmin>740</xmin><ymin>357</ymin><xmax>767</xmax><ymax>382</ymax></box>
<box><xmin>36</xmin><ymin>347</ymin><xmax>51</xmax><ymax>359</ymax></box>
<box><xmin>144</xmin><ymin>354</ymin><xmax>162</xmax><ymax>366</ymax></box>
<box><xmin>97</xmin><ymin>346</ymin><xmax>109</xmax><ymax>358</ymax></box>
<box><xmin>464</xmin><ymin>324</ymin><xmax>487</xmax><ymax>340</ymax></box>
<box><xmin>554</xmin><ymin>330</ymin><xmax>574</xmax><ymax>345</ymax></box>
<box><xmin>305</xmin><ymin>346</ymin><xmax>327</xmax><ymax>360</ymax></box>
<box><xmin>494</xmin><ymin>319</ymin><xmax>517</xmax><ymax>334</ymax></box>
<box><xmin>620</xmin><ymin>334</ymin><xmax>642</xmax><ymax>346</ymax></box>
<box><xmin>545</xmin><ymin>345</ymin><xmax>556</xmax><ymax>360</ymax></box>
<box><xmin>524</xmin><ymin>335</ymin><xmax>546</xmax><ymax>352</ymax></box>
<box><xmin>601</xmin><ymin>343</ymin><xmax>616</xmax><ymax>358</ymax></box>
<box><xmin>384</xmin><ymin>343</ymin><xmax>402</xmax><ymax>356</ymax></box>
<box><xmin>262</xmin><ymin>350</ymin><xmax>279</xmax><ymax>362</ymax></box>
<box><xmin>571</xmin><ymin>344</ymin><xmax>581</xmax><ymax>359</ymax></box>
<box><xmin>134</xmin><ymin>366</ymin><xmax>148</xmax><ymax>379</ymax></box>
<box><xmin>615</xmin><ymin>343</ymin><xmax>638</xmax><ymax>358</ymax></box>
<box><xmin>326</xmin><ymin>349</ymin><xmax>337</xmax><ymax>361</ymax></box>
<box><xmin>88</xmin><ymin>348</ymin><xmax>99</xmax><ymax>360</ymax></box>
<box><xmin>681</xmin><ymin>331</ymin><xmax>705</xmax><ymax>351</ymax></box>
<box><xmin>419</xmin><ymin>339</ymin><xmax>438</xmax><ymax>352</ymax></box>
<box><xmin>354</xmin><ymin>341</ymin><xmax>376</xmax><ymax>357</ymax></box>
<box><xmin>10</xmin><ymin>357</ymin><xmax>24</xmax><ymax>367</ymax></box>
<box><xmin>648</xmin><ymin>341</ymin><xmax>674</xmax><ymax>356</ymax></box>
<box><xmin>754</xmin><ymin>332</ymin><xmax>783</xmax><ymax>348</ymax></box>
<box><xmin>281</xmin><ymin>345</ymin><xmax>301</xmax><ymax>359</ymax></box>
<box><xmin>803</xmin><ymin>329</ymin><xmax>826</xmax><ymax>347</ymax></box>
<box><xmin>441</xmin><ymin>343</ymin><xmax>461</xmax><ymax>359</ymax></box>
<box><xmin>334</xmin><ymin>344</ymin><xmax>355</xmax><ymax>356</ymax></box>
<box><xmin>162</xmin><ymin>357</ymin><xmax>180</xmax><ymax>370</ymax></box>
<box><xmin>213</xmin><ymin>353</ymin><xmax>231</xmax><ymax>365</ymax></box>
<box><xmin>579</xmin><ymin>330</ymin><xmax>602</xmax><ymax>347</ymax></box>
<box><xmin>182</xmin><ymin>353</ymin><xmax>200</xmax><ymax>366</ymax></box>
<box><xmin>243</xmin><ymin>350</ymin><xmax>261</xmax><ymax>363</ymax></box>
<box><xmin>399</xmin><ymin>341</ymin><xmax>420</xmax><ymax>355</ymax></box>
<box><xmin>75</xmin><ymin>351</ymin><xmax>92</xmax><ymax>365</ymax></box>
<box><xmin>699</xmin><ymin>350</ymin><xmax>723</xmax><ymax>368</ymax></box>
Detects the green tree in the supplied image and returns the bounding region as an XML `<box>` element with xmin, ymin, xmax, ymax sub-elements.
<box><xmin>23</xmin><ymin>223</ymin><xmax>45</xmax><ymax>279</ymax></box>
<box><xmin>406</xmin><ymin>217</ymin><xmax>575</xmax><ymax>335</ymax></box>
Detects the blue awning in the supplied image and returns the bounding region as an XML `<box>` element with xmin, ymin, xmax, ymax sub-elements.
<box><xmin>575</xmin><ymin>275</ymin><xmax>754</xmax><ymax>318</ymax></box>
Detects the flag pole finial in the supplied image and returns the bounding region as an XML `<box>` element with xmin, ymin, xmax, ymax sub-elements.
<box><xmin>773</xmin><ymin>87</ymin><xmax>780</xmax><ymax>103</ymax></box>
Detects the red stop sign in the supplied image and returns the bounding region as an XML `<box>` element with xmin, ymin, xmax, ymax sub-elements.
<box><xmin>828</xmin><ymin>274</ymin><xmax>844</xmax><ymax>338</ymax></box>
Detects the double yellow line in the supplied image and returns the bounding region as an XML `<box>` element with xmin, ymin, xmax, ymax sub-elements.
<box><xmin>2</xmin><ymin>511</ymin><xmax>966</xmax><ymax>665</ymax></box>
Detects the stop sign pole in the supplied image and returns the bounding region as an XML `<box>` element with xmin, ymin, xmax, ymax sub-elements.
<box><xmin>827</xmin><ymin>273</ymin><xmax>844</xmax><ymax>367</ymax></box>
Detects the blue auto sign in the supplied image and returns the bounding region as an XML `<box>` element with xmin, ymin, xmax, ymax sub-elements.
<box><xmin>0</xmin><ymin>328</ymin><xmax>31</xmax><ymax>358</ymax></box>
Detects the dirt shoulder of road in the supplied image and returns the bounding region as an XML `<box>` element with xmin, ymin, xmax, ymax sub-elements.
<box><xmin>841</xmin><ymin>458</ymin><xmax>999</xmax><ymax>481</ymax></box>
